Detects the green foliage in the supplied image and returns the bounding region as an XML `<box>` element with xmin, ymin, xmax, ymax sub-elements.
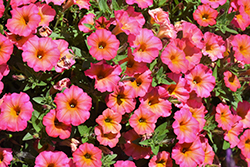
<box><xmin>101</xmin><ymin>154</ymin><xmax>117</xmax><ymax>167</ymax></box>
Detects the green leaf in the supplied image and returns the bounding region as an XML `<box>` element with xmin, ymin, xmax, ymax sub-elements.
<box><xmin>222</xmin><ymin>140</ymin><xmax>230</xmax><ymax>150</ymax></box>
<box><xmin>101</xmin><ymin>154</ymin><xmax>117</xmax><ymax>167</ymax></box>
<box><xmin>154</xmin><ymin>122</ymin><xmax>169</xmax><ymax>136</ymax></box>
<box><xmin>150</xmin><ymin>59</ymin><xmax>157</xmax><ymax>71</ymax></box>
<box><xmin>78</xmin><ymin>125</ymin><xmax>91</xmax><ymax>137</ymax></box>
<box><xmin>152</xmin><ymin>77</ymin><xmax>157</xmax><ymax>87</ymax></box>
<box><xmin>212</xmin><ymin>65</ymin><xmax>218</xmax><ymax>80</ymax></box>
<box><xmin>99</xmin><ymin>0</ymin><xmax>111</xmax><ymax>13</ymax></box>
<box><xmin>151</xmin><ymin>145</ymin><xmax>160</xmax><ymax>155</ymax></box>
<box><xmin>37</xmin><ymin>81</ymin><xmax>47</xmax><ymax>86</ymax></box>
<box><xmin>139</xmin><ymin>139</ymin><xmax>152</xmax><ymax>146</ymax></box>
<box><xmin>72</xmin><ymin>46</ymin><xmax>83</xmax><ymax>58</ymax></box>
<box><xmin>22</xmin><ymin>133</ymin><xmax>34</xmax><ymax>141</ymax></box>
<box><xmin>32</xmin><ymin>97</ymin><xmax>44</xmax><ymax>105</ymax></box>
<box><xmin>31</xmin><ymin>116</ymin><xmax>43</xmax><ymax>133</ymax></box>
<box><xmin>112</xmin><ymin>0</ymin><xmax>120</xmax><ymax>10</ymax></box>
<box><xmin>23</xmin><ymin>84</ymin><xmax>31</xmax><ymax>91</ymax></box>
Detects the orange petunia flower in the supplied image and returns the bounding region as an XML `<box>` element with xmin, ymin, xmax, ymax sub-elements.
<box><xmin>215</xmin><ymin>103</ymin><xmax>234</xmax><ymax>131</ymax></box>
<box><xmin>193</xmin><ymin>5</ymin><xmax>218</xmax><ymax>27</ymax></box>
<box><xmin>148</xmin><ymin>151</ymin><xmax>173</xmax><ymax>167</ymax></box>
<box><xmin>224</xmin><ymin>71</ymin><xmax>241</xmax><ymax>92</ymax></box>
<box><xmin>238</xmin><ymin>129</ymin><xmax>250</xmax><ymax>158</ymax></box>
<box><xmin>231</xmin><ymin>34</ymin><xmax>250</xmax><ymax>64</ymax></box>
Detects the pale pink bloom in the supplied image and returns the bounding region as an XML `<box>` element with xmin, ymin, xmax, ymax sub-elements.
<box><xmin>231</xmin><ymin>34</ymin><xmax>250</xmax><ymax>64</ymax></box>
<box><xmin>202</xmin><ymin>32</ymin><xmax>225</xmax><ymax>61</ymax></box>
<box><xmin>201</xmin><ymin>0</ymin><xmax>227</xmax><ymax>8</ymax></box>
<box><xmin>185</xmin><ymin>64</ymin><xmax>215</xmax><ymax>98</ymax></box>
<box><xmin>215</xmin><ymin>103</ymin><xmax>234</xmax><ymax>131</ymax></box>
<box><xmin>128</xmin><ymin>28</ymin><xmax>162</xmax><ymax>63</ymax></box>
<box><xmin>148</xmin><ymin>8</ymin><xmax>170</xmax><ymax>25</ymax></box>
<box><xmin>36</xmin><ymin>2</ymin><xmax>56</xmax><ymax>26</ymax></box>
<box><xmin>0</xmin><ymin>148</ymin><xmax>13</xmax><ymax>167</ymax></box>
<box><xmin>94</xmin><ymin>125</ymin><xmax>120</xmax><ymax>148</ymax></box>
<box><xmin>84</xmin><ymin>61</ymin><xmax>122</xmax><ymax>93</ymax></box>
<box><xmin>0</xmin><ymin>34</ymin><xmax>13</xmax><ymax>64</ymax></box>
<box><xmin>0</xmin><ymin>0</ymin><xmax>4</xmax><ymax>18</ymax></box>
<box><xmin>157</xmin><ymin>23</ymin><xmax>177</xmax><ymax>39</ymax></box>
<box><xmin>173</xmin><ymin>108</ymin><xmax>199</xmax><ymax>143</ymax></box>
<box><xmin>224</xmin><ymin>71</ymin><xmax>241</xmax><ymax>92</ymax></box>
<box><xmin>114</xmin><ymin>160</ymin><xmax>136</xmax><ymax>167</ymax></box>
<box><xmin>10</xmin><ymin>0</ymin><xmax>36</xmax><ymax>8</ymax></box>
<box><xmin>74</xmin><ymin>0</ymin><xmax>91</xmax><ymax>10</ymax></box>
<box><xmin>148</xmin><ymin>151</ymin><xmax>172</xmax><ymax>167</ymax></box>
<box><xmin>172</xmin><ymin>137</ymin><xmax>205</xmax><ymax>167</ymax></box>
<box><xmin>42</xmin><ymin>0</ymin><xmax>65</xmax><ymax>5</ymax></box>
<box><xmin>126</xmin><ymin>0</ymin><xmax>153</xmax><ymax>9</ymax></box>
<box><xmin>35</xmin><ymin>151</ymin><xmax>70</xmax><ymax>167</ymax></box>
<box><xmin>199</xmin><ymin>135</ymin><xmax>215</xmax><ymax>166</ymax></box>
<box><xmin>235</xmin><ymin>101</ymin><xmax>250</xmax><ymax>129</ymax></box>
<box><xmin>6</xmin><ymin>4</ymin><xmax>41</xmax><ymax>37</ymax></box>
<box><xmin>5</xmin><ymin>32</ymin><xmax>34</xmax><ymax>50</ymax></box>
<box><xmin>78</xmin><ymin>13</ymin><xmax>95</xmax><ymax>33</ymax></box>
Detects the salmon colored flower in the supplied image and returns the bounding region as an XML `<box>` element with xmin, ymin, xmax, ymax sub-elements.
<box><xmin>74</xmin><ymin>0</ymin><xmax>91</xmax><ymax>10</ymax></box>
<box><xmin>126</xmin><ymin>0</ymin><xmax>153</xmax><ymax>9</ymax></box>
<box><xmin>5</xmin><ymin>32</ymin><xmax>34</xmax><ymax>50</ymax></box>
<box><xmin>161</xmin><ymin>41</ymin><xmax>188</xmax><ymax>74</ymax></box>
<box><xmin>238</xmin><ymin>129</ymin><xmax>250</xmax><ymax>158</ymax></box>
<box><xmin>54</xmin><ymin>85</ymin><xmax>92</xmax><ymax>126</ymax></box>
<box><xmin>201</xmin><ymin>0</ymin><xmax>227</xmax><ymax>8</ymax></box>
<box><xmin>148</xmin><ymin>151</ymin><xmax>172</xmax><ymax>167</ymax></box>
<box><xmin>173</xmin><ymin>108</ymin><xmax>199</xmax><ymax>143</ymax></box>
<box><xmin>10</xmin><ymin>0</ymin><xmax>36</xmax><ymax>8</ymax></box>
<box><xmin>78</xmin><ymin>13</ymin><xmax>95</xmax><ymax>33</ymax></box>
<box><xmin>126</xmin><ymin>6</ymin><xmax>145</xmax><ymax>26</ymax></box>
<box><xmin>199</xmin><ymin>135</ymin><xmax>215</xmax><ymax>166</ymax></box>
<box><xmin>123</xmin><ymin>129</ymin><xmax>152</xmax><ymax>160</ymax></box>
<box><xmin>224</xmin><ymin>71</ymin><xmax>241</xmax><ymax>92</ymax></box>
<box><xmin>35</xmin><ymin>151</ymin><xmax>70</xmax><ymax>167</ymax></box>
<box><xmin>96</xmin><ymin>108</ymin><xmax>122</xmax><ymax>134</ymax></box>
<box><xmin>0</xmin><ymin>92</ymin><xmax>33</xmax><ymax>132</ymax></box>
<box><xmin>231</xmin><ymin>12</ymin><xmax>250</xmax><ymax>31</ymax></box>
<box><xmin>73</xmin><ymin>143</ymin><xmax>102</xmax><ymax>167</ymax></box>
<box><xmin>84</xmin><ymin>61</ymin><xmax>122</xmax><ymax>93</ymax></box>
<box><xmin>87</xmin><ymin>29</ymin><xmax>120</xmax><ymax>60</ymax></box>
<box><xmin>6</xmin><ymin>4</ymin><xmax>41</xmax><ymax>37</ymax></box>
<box><xmin>202</xmin><ymin>32</ymin><xmax>225</xmax><ymax>61</ymax></box>
<box><xmin>235</xmin><ymin>101</ymin><xmax>250</xmax><ymax>129</ymax></box>
<box><xmin>43</xmin><ymin>109</ymin><xmax>72</xmax><ymax>140</ymax></box>
<box><xmin>36</xmin><ymin>2</ymin><xmax>56</xmax><ymax>26</ymax></box>
<box><xmin>0</xmin><ymin>34</ymin><xmax>13</xmax><ymax>64</ymax></box>
<box><xmin>139</xmin><ymin>87</ymin><xmax>172</xmax><ymax>118</ymax></box>
<box><xmin>114</xmin><ymin>160</ymin><xmax>136</xmax><ymax>167</ymax></box>
<box><xmin>22</xmin><ymin>36</ymin><xmax>61</xmax><ymax>72</ymax></box>
<box><xmin>215</xmin><ymin>103</ymin><xmax>234</xmax><ymax>131</ymax></box>
<box><xmin>94</xmin><ymin>125</ymin><xmax>120</xmax><ymax>148</ymax></box>
<box><xmin>119</xmin><ymin>47</ymin><xmax>148</xmax><ymax>76</ymax></box>
<box><xmin>128</xmin><ymin>28</ymin><xmax>162</xmax><ymax>63</ymax></box>
<box><xmin>106</xmin><ymin>83</ymin><xmax>136</xmax><ymax>115</ymax></box>
<box><xmin>193</xmin><ymin>5</ymin><xmax>218</xmax><ymax>27</ymax></box>
<box><xmin>148</xmin><ymin>8</ymin><xmax>170</xmax><ymax>25</ymax></box>
<box><xmin>0</xmin><ymin>0</ymin><xmax>4</xmax><ymax>18</ymax></box>
<box><xmin>0</xmin><ymin>148</ymin><xmax>13</xmax><ymax>167</ymax></box>
<box><xmin>129</xmin><ymin>106</ymin><xmax>157</xmax><ymax>135</ymax></box>
<box><xmin>172</xmin><ymin>138</ymin><xmax>205</xmax><ymax>167</ymax></box>
<box><xmin>157</xmin><ymin>22</ymin><xmax>177</xmax><ymax>39</ymax></box>
<box><xmin>185</xmin><ymin>64</ymin><xmax>215</xmax><ymax>98</ymax></box>
<box><xmin>43</xmin><ymin>0</ymin><xmax>65</xmax><ymax>5</ymax></box>
<box><xmin>124</xmin><ymin>69</ymin><xmax>152</xmax><ymax>97</ymax></box>
<box><xmin>231</xmin><ymin>34</ymin><xmax>250</xmax><ymax>64</ymax></box>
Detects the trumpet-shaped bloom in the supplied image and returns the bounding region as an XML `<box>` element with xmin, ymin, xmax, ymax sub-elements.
<box><xmin>202</xmin><ymin>32</ymin><xmax>225</xmax><ymax>61</ymax></box>
<box><xmin>161</xmin><ymin>41</ymin><xmax>188</xmax><ymax>74</ymax></box>
<box><xmin>22</xmin><ymin>36</ymin><xmax>61</xmax><ymax>72</ymax></box>
<box><xmin>128</xmin><ymin>28</ymin><xmax>162</xmax><ymax>63</ymax></box>
<box><xmin>54</xmin><ymin>85</ymin><xmax>92</xmax><ymax>126</ymax></box>
<box><xmin>106</xmin><ymin>83</ymin><xmax>136</xmax><ymax>115</ymax></box>
<box><xmin>148</xmin><ymin>151</ymin><xmax>173</xmax><ymax>167</ymax></box>
<box><xmin>0</xmin><ymin>92</ymin><xmax>33</xmax><ymax>132</ymax></box>
<box><xmin>78</xmin><ymin>13</ymin><xmax>95</xmax><ymax>33</ymax></box>
<box><xmin>193</xmin><ymin>5</ymin><xmax>218</xmax><ymax>27</ymax></box>
<box><xmin>94</xmin><ymin>125</ymin><xmax>120</xmax><ymax>148</ymax></box>
<box><xmin>5</xmin><ymin>32</ymin><xmax>34</xmax><ymax>50</ymax></box>
<box><xmin>172</xmin><ymin>138</ymin><xmax>205</xmax><ymax>167</ymax></box>
<box><xmin>123</xmin><ymin>129</ymin><xmax>152</xmax><ymax>160</ymax></box>
<box><xmin>0</xmin><ymin>0</ymin><xmax>4</xmax><ymax>18</ymax></box>
<box><xmin>36</xmin><ymin>2</ymin><xmax>56</xmax><ymax>26</ymax></box>
<box><xmin>235</xmin><ymin>101</ymin><xmax>250</xmax><ymax>129</ymax></box>
<box><xmin>84</xmin><ymin>61</ymin><xmax>122</xmax><ymax>93</ymax></box>
<box><xmin>35</xmin><ymin>151</ymin><xmax>70</xmax><ymax>167</ymax></box>
<box><xmin>173</xmin><ymin>108</ymin><xmax>199</xmax><ymax>143</ymax></box>
<box><xmin>0</xmin><ymin>34</ymin><xmax>13</xmax><ymax>64</ymax></box>
<box><xmin>96</xmin><ymin>108</ymin><xmax>122</xmax><ymax>134</ymax></box>
<box><xmin>201</xmin><ymin>0</ymin><xmax>227</xmax><ymax>8</ymax></box>
<box><xmin>231</xmin><ymin>34</ymin><xmax>250</xmax><ymax>64</ymax></box>
<box><xmin>73</xmin><ymin>143</ymin><xmax>102</xmax><ymax>167</ymax></box>
<box><xmin>238</xmin><ymin>129</ymin><xmax>250</xmax><ymax>158</ymax></box>
<box><xmin>185</xmin><ymin>64</ymin><xmax>215</xmax><ymax>98</ymax></box>
<box><xmin>200</xmin><ymin>135</ymin><xmax>215</xmax><ymax>166</ymax></box>
<box><xmin>114</xmin><ymin>160</ymin><xmax>136</xmax><ymax>167</ymax></box>
<box><xmin>215</xmin><ymin>103</ymin><xmax>234</xmax><ymax>131</ymax></box>
<box><xmin>9</xmin><ymin>0</ymin><xmax>37</xmax><ymax>9</ymax></box>
<box><xmin>87</xmin><ymin>29</ymin><xmax>120</xmax><ymax>60</ymax></box>
<box><xmin>224</xmin><ymin>71</ymin><xmax>241</xmax><ymax>92</ymax></box>
<box><xmin>148</xmin><ymin>8</ymin><xmax>170</xmax><ymax>25</ymax></box>
<box><xmin>6</xmin><ymin>4</ymin><xmax>41</xmax><ymax>37</ymax></box>
<box><xmin>126</xmin><ymin>0</ymin><xmax>153</xmax><ymax>9</ymax></box>
<box><xmin>74</xmin><ymin>0</ymin><xmax>91</xmax><ymax>10</ymax></box>
<box><xmin>139</xmin><ymin>87</ymin><xmax>172</xmax><ymax>118</ymax></box>
<box><xmin>129</xmin><ymin>106</ymin><xmax>157</xmax><ymax>135</ymax></box>
<box><xmin>0</xmin><ymin>148</ymin><xmax>13</xmax><ymax>167</ymax></box>
<box><xmin>43</xmin><ymin>109</ymin><xmax>72</xmax><ymax>140</ymax></box>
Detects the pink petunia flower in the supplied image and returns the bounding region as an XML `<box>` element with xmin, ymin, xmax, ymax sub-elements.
<box><xmin>215</xmin><ymin>103</ymin><xmax>234</xmax><ymax>131</ymax></box>
<box><xmin>231</xmin><ymin>34</ymin><xmax>250</xmax><ymax>64</ymax></box>
<box><xmin>42</xmin><ymin>0</ymin><xmax>65</xmax><ymax>5</ymax></box>
<box><xmin>35</xmin><ymin>151</ymin><xmax>70</xmax><ymax>167</ymax></box>
<box><xmin>54</xmin><ymin>85</ymin><xmax>92</xmax><ymax>126</ymax></box>
<box><xmin>238</xmin><ymin>129</ymin><xmax>250</xmax><ymax>158</ymax></box>
<box><xmin>199</xmin><ymin>135</ymin><xmax>215</xmax><ymax>166</ymax></box>
<box><xmin>114</xmin><ymin>160</ymin><xmax>136</xmax><ymax>167</ymax></box>
<box><xmin>0</xmin><ymin>147</ymin><xmax>13</xmax><ymax>167</ymax></box>
<box><xmin>235</xmin><ymin>101</ymin><xmax>250</xmax><ymax>129</ymax></box>
<box><xmin>84</xmin><ymin>61</ymin><xmax>122</xmax><ymax>93</ymax></box>
<box><xmin>224</xmin><ymin>71</ymin><xmax>241</xmax><ymax>92</ymax></box>
<box><xmin>5</xmin><ymin>32</ymin><xmax>34</xmax><ymax>50</ymax></box>
<box><xmin>22</xmin><ymin>36</ymin><xmax>61</xmax><ymax>72</ymax></box>
<box><xmin>10</xmin><ymin>0</ymin><xmax>36</xmax><ymax>8</ymax></box>
<box><xmin>78</xmin><ymin>13</ymin><xmax>95</xmax><ymax>33</ymax></box>
<box><xmin>74</xmin><ymin>0</ymin><xmax>91</xmax><ymax>10</ymax></box>
<box><xmin>36</xmin><ymin>2</ymin><xmax>56</xmax><ymax>27</ymax></box>
<box><xmin>148</xmin><ymin>151</ymin><xmax>173</xmax><ymax>167</ymax></box>
<box><xmin>87</xmin><ymin>29</ymin><xmax>120</xmax><ymax>60</ymax></box>
<box><xmin>148</xmin><ymin>8</ymin><xmax>170</xmax><ymax>25</ymax></box>
<box><xmin>193</xmin><ymin>5</ymin><xmax>218</xmax><ymax>27</ymax></box>
<box><xmin>126</xmin><ymin>0</ymin><xmax>153</xmax><ymax>9</ymax></box>
<box><xmin>0</xmin><ymin>34</ymin><xmax>13</xmax><ymax>64</ymax></box>
<box><xmin>128</xmin><ymin>28</ymin><xmax>162</xmax><ymax>63</ymax></box>
<box><xmin>201</xmin><ymin>0</ymin><xmax>227</xmax><ymax>8</ymax></box>
<box><xmin>6</xmin><ymin>4</ymin><xmax>41</xmax><ymax>37</ymax></box>
<box><xmin>0</xmin><ymin>0</ymin><xmax>4</xmax><ymax>18</ymax></box>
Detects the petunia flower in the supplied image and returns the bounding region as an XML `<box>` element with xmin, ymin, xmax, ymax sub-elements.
<box><xmin>78</xmin><ymin>13</ymin><xmax>95</xmax><ymax>33</ymax></box>
<box><xmin>10</xmin><ymin>0</ymin><xmax>36</xmax><ymax>8</ymax></box>
<box><xmin>199</xmin><ymin>135</ymin><xmax>215</xmax><ymax>166</ymax></box>
<box><xmin>231</xmin><ymin>34</ymin><xmax>250</xmax><ymax>64</ymax></box>
<box><xmin>224</xmin><ymin>71</ymin><xmax>241</xmax><ymax>92</ymax></box>
<box><xmin>185</xmin><ymin>64</ymin><xmax>215</xmax><ymax>98</ymax></box>
<box><xmin>0</xmin><ymin>147</ymin><xmax>13</xmax><ymax>167</ymax></box>
<box><xmin>193</xmin><ymin>5</ymin><xmax>218</xmax><ymax>27</ymax></box>
<box><xmin>235</xmin><ymin>101</ymin><xmax>250</xmax><ymax>129</ymax></box>
<box><xmin>42</xmin><ymin>0</ymin><xmax>65</xmax><ymax>5</ymax></box>
<box><xmin>0</xmin><ymin>0</ymin><xmax>4</xmax><ymax>18</ymax></box>
<box><xmin>22</xmin><ymin>36</ymin><xmax>61</xmax><ymax>72</ymax></box>
<box><xmin>238</xmin><ymin>129</ymin><xmax>250</xmax><ymax>158</ymax></box>
<box><xmin>5</xmin><ymin>32</ymin><xmax>34</xmax><ymax>50</ymax></box>
<box><xmin>0</xmin><ymin>92</ymin><xmax>33</xmax><ymax>132</ymax></box>
<box><xmin>73</xmin><ymin>143</ymin><xmax>102</xmax><ymax>167</ymax></box>
<box><xmin>74</xmin><ymin>0</ymin><xmax>91</xmax><ymax>10</ymax></box>
<box><xmin>0</xmin><ymin>34</ymin><xmax>13</xmax><ymax>64</ymax></box>
<box><xmin>128</xmin><ymin>28</ymin><xmax>162</xmax><ymax>63</ymax></box>
<box><xmin>43</xmin><ymin>109</ymin><xmax>72</xmax><ymax>140</ymax></box>
<box><xmin>126</xmin><ymin>0</ymin><xmax>153</xmax><ymax>9</ymax></box>
<box><xmin>36</xmin><ymin>2</ymin><xmax>56</xmax><ymax>26</ymax></box>
<box><xmin>148</xmin><ymin>151</ymin><xmax>173</xmax><ymax>167</ymax></box>
<box><xmin>215</xmin><ymin>103</ymin><xmax>234</xmax><ymax>131</ymax></box>
<box><xmin>172</xmin><ymin>137</ymin><xmax>205</xmax><ymax>167</ymax></box>
<box><xmin>54</xmin><ymin>85</ymin><xmax>92</xmax><ymax>126</ymax></box>
<box><xmin>96</xmin><ymin>108</ymin><xmax>122</xmax><ymax>134</ymax></box>
<box><xmin>35</xmin><ymin>151</ymin><xmax>70</xmax><ymax>167</ymax></box>
<box><xmin>201</xmin><ymin>0</ymin><xmax>227</xmax><ymax>8</ymax></box>
<box><xmin>148</xmin><ymin>8</ymin><xmax>170</xmax><ymax>25</ymax></box>
<box><xmin>95</xmin><ymin>16</ymin><xmax>111</xmax><ymax>30</ymax></box>
<box><xmin>87</xmin><ymin>29</ymin><xmax>120</xmax><ymax>60</ymax></box>
<box><xmin>84</xmin><ymin>61</ymin><xmax>122</xmax><ymax>93</ymax></box>
<box><xmin>114</xmin><ymin>160</ymin><xmax>136</xmax><ymax>167</ymax></box>
<box><xmin>6</xmin><ymin>4</ymin><xmax>41</xmax><ymax>37</ymax></box>
<box><xmin>172</xmin><ymin>108</ymin><xmax>199</xmax><ymax>143</ymax></box>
